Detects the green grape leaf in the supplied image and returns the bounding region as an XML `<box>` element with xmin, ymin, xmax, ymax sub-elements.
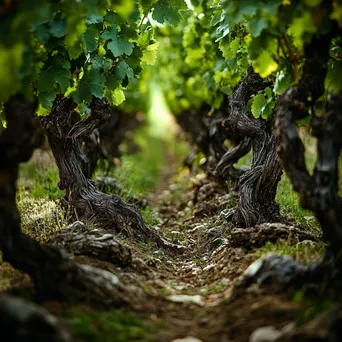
<box><xmin>101</xmin><ymin>25</ymin><xmax>133</xmax><ymax>57</ymax></box>
<box><xmin>123</xmin><ymin>46</ymin><xmax>143</xmax><ymax>70</ymax></box>
<box><xmin>78</xmin><ymin>103</ymin><xmax>91</xmax><ymax>117</ymax></box>
<box><xmin>261</xmin><ymin>100</ymin><xmax>275</xmax><ymax>119</ymax></box>
<box><xmin>86</xmin><ymin>15</ymin><xmax>104</xmax><ymax>24</ymax></box>
<box><xmin>251</xmin><ymin>87</ymin><xmax>275</xmax><ymax>120</ymax></box>
<box><xmin>142</xmin><ymin>42</ymin><xmax>159</xmax><ymax>65</ymax></box>
<box><xmin>105</xmin><ymin>11</ymin><xmax>126</xmax><ymax>25</ymax></box>
<box><xmin>90</xmin><ymin>55</ymin><xmax>113</xmax><ymax>71</ymax></box>
<box><xmin>34</xmin><ymin>24</ymin><xmax>51</xmax><ymax>44</ymax></box>
<box><xmin>82</xmin><ymin>24</ymin><xmax>99</xmax><ymax>54</ymax></box>
<box><xmin>152</xmin><ymin>0</ymin><xmax>187</xmax><ymax>26</ymax></box>
<box><xmin>105</xmin><ymin>87</ymin><xmax>126</xmax><ymax>106</ymax></box>
<box><xmin>37</xmin><ymin>58</ymin><xmax>71</xmax><ymax>94</ymax></box>
<box><xmin>274</xmin><ymin>68</ymin><xmax>293</xmax><ymax>94</ymax></box>
<box><xmin>37</xmin><ymin>69</ymin><xmax>55</xmax><ymax>93</ymax></box>
<box><xmin>49</xmin><ymin>18</ymin><xmax>66</xmax><ymax>38</ymax></box>
<box><xmin>211</xmin><ymin>13</ymin><xmax>223</xmax><ymax>27</ymax></box>
<box><xmin>106</xmin><ymin>75</ymin><xmax>121</xmax><ymax>90</ymax></box>
<box><xmin>219</xmin><ymin>37</ymin><xmax>240</xmax><ymax>60</ymax></box>
<box><xmin>82</xmin><ymin>0</ymin><xmax>99</xmax><ymax>14</ymax></box>
<box><xmin>203</xmin><ymin>71</ymin><xmax>216</xmax><ymax>89</ymax></box>
<box><xmin>38</xmin><ymin>91</ymin><xmax>57</xmax><ymax>110</ymax></box>
<box><xmin>115</xmin><ymin>60</ymin><xmax>134</xmax><ymax>80</ymax></box>
<box><xmin>251</xmin><ymin>93</ymin><xmax>266</xmax><ymax>119</ymax></box>
<box><xmin>253</xmin><ymin>50</ymin><xmax>278</xmax><ymax>78</ymax></box>
<box><xmin>264</xmin><ymin>86</ymin><xmax>272</xmax><ymax>98</ymax></box>
<box><xmin>247</xmin><ymin>16</ymin><xmax>267</xmax><ymax>37</ymax></box>
<box><xmin>238</xmin><ymin>1</ymin><xmax>258</xmax><ymax>17</ymax></box>
<box><xmin>73</xmin><ymin>67</ymin><xmax>105</xmax><ymax>103</ymax></box>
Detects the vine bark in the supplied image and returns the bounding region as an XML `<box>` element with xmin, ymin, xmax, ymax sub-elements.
<box><xmin>40</xmin><ymin>96</ymin><xmax>178</xmax><ymax>250</ymax></box>
<box><xmin>219</xmin><ymin>68</ymin><xmax>282</xmax><ymax>227</ymax></box>
<box><xmin>0</xmin><ymin>95</ymin><xmax>126</xmax><ymax>304</ymax></box>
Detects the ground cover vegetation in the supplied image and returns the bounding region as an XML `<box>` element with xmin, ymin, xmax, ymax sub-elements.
<box><xmin>1</xmin><ymin>0</ymin><xmax>342</xmax><ymax>341</ymax></box>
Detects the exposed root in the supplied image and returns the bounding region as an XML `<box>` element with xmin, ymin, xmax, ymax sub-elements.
<box><xmin>47</xmin><ymin>221</ymin><xmax>132</xmax><ymax>266</ymax></box>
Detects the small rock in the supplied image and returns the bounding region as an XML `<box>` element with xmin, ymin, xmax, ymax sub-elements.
<box><xmin>249</xmin><ymin>326</ymin><xmax>282</xmax><ymax>342</ymax></box>
<box><xmin>171</xmin><ymin>337</ymin><xmax>203</xmax><ymax>342</ymax></box>
<box><xmin>167</xmin><ymin>295</ymin><xmax>205</xmax><ymax>306</ymax></box>
<box><xmin>203</xmin><ymin>264</ymin><xmax>215</xmax><ymax>272</ymax></box>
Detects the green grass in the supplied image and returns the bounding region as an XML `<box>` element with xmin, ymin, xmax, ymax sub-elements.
<box><xmin>18</xmin><ymin>163</ymin><xmax>64</xmax><ymax>200</ymax></box>
<box><xmin>276</xmin><ymin>174</ymin><xmax>319</xmax><ymax>229</ymax></box>
<box><xmin>17</xmin><ymin>163</ymin><xmax>68</xmax><ymax>240</ymax></box>
<box><xmin>17</xmin><ymin>194</ymin><xmax>68</xmax><ymax>240</ymax></box>
<box><xmin>101</xmin><ymin>125</ymin><xmax>165</xmax><ymax>198</ymax></box>
<box><xmin>65</xmin><ymin>306</ymin><xmax>154</xmax><ymax>342</ymax></box>
<box><xmin>256</xmin><ymin>240</ymin><xmax>325</xmax><ymax>263</ymax></box>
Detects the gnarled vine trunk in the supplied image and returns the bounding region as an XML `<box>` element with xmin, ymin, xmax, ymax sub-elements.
<box><xmin>241</xmin><ymin>28</ymin><xmax>342</xmax><ymax>296</ymax></box>
<box><xmin>0</xmin><ymin>95</ymin><xmax>126</xmax><ymax>304</ymax></box>
<box><xmin>40</xmin><ymin>96</ymin><xmax>176</xmax><ymax>250</ymax></box>
<box><xmin>217</xmin><ymin>69</ymin><xmax>282</xmax><ymax>227</ymax></box>
<box><xmin>276</xmin><ymin>33</ymin><xmax>342</xmax><ymax>256</ymax></box>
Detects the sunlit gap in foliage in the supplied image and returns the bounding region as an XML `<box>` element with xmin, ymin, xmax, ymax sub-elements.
<box><xmin>147</xmin><ymin>82</ymin><xmax>178</xmax><ymax>141</ymax></box>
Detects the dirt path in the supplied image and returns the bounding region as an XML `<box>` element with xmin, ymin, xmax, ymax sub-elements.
<box><xmin>1</xmin><ymin>145</ymin><xmax>326</xmax><ymax>342</ymax></box>
<box><xmin>122</xmin><ymin>146</ymin><xmax>321</xmax><ymax>342</ymax></box>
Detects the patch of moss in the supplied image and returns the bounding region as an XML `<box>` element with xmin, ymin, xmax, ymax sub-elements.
<box><xmin>65</xmin><ymin>306</ymin><xmax>154</xmax><ymax>342</ymax></box>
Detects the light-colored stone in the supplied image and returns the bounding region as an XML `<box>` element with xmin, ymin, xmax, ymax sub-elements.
<box><xmin>171</xmin><ymin>337</ymin><xmax>203</xmax><ymax>342</ymax></box>
<box><xmin>167</xmin><ymin>294</ymin><xmax>205</xmax><ymax>306</ymax></box>
<box><xmin>249</xmin><ymin>326</ymin><xmax>282</xmax><ymax>342</ymax></box>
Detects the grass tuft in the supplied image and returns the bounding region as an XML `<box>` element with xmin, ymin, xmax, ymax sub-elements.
<box><xmin>65</xmin><ymin>306</ymin><xmax>153</xmax><ymax>342</ymax></box>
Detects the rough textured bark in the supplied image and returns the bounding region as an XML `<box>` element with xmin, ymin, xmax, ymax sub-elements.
<box><xmin>241</xmin><ymin>29</ymin><xmax>342</xmax><ymax>293</ymax></box>
<box><xmin>47</xmin><ymin>221</ymin><xmax>132</xmax><ymax>266</ymax></box>
<box><xmin>40</xmin><ymin>96</ymin><xmax>179</xmax><ymax>250</ymax></box>
<box><xmin>220</xmin><ymin>68</ymin><xmax>282</xmax><ymax>227</ymax></box>
<box><xmin>0</xmin><ymin>95</ymin><xmax>127</xmax><ymax>305</ymax></box>
<box><xmin>276</xmin><ymin>33</ymin><xmax>342</xmax><ymax>254</ymax></box>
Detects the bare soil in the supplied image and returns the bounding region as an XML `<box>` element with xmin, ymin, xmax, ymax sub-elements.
<box><xmin>0</xmin><ymin>149</ymin><xmax>327</xmax><ymax>342</ymax></box>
